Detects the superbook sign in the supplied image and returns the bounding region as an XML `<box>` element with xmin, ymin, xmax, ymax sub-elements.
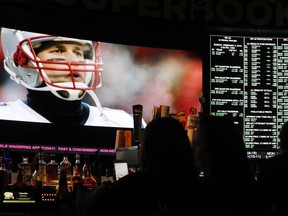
<box><xmin>1</xmin><ymin>0</ymin><xmax>288</xmax><ymax>28</ymax></box>
<box><xmin>50</xmin><ymin>0</ymin><xmax>288</xmax><ymax>27</ymax></box>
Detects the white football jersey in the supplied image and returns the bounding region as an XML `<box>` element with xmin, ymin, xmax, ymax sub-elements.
<box><xmin>0</xmin><ymin>99</ymin><xmax>136</xmax><ymax>128</ymax></box>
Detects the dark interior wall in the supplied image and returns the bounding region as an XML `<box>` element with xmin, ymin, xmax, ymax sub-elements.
<box><xmin>0</xmin><ymin>0</ymin><xmax>204</xmax><ymax>50</ymax></box>
<box><xmin>1</xmin><ymin>0</ymin><xmax>286</xmax><ymax>51</ymax></box>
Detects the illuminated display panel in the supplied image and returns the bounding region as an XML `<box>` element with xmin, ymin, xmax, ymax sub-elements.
<box><xmin>0</xmin><ymin>143</ymin><xmax>115</xmax><ymax>155</ymax></box>
<box><xmin>0</xmin><ymin>26</ymin><xmax>202</xmax><ymax>157</ymax></box>
<box><xmin>203</xmin><ymin>27</ymin><xmax>288</xmax><ymax>159</ymax></box>
<box><xmin>0</xmin><ymin>119</ymin><xmax>120</xmax><ymax>156</ymax></box>
<box><xmin>0</xmin><ymin>27</ymin><xmax>202</xmax><ymax>127</ymax></box>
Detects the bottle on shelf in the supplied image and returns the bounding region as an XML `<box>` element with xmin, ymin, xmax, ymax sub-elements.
<box><xmin>55</xmin><ymin>169</ymin><xmax>72</xmax><ymax>216</ymax></box>
<box><xmin>102</xmin><ymin>168</ymin><xmax>113</xmax><ymax>187</ymax></box>
<box><xmin>13</xmin><ymin>166</ymin><xmax>26</xmax><ymax>189</ymax></box>
<box><xmin>72</xmin><ymin>152</ymin><xmax>83</xmax><ymax>192</ymax></box>
<box><xmin>18</xmin><ymin>156</ymin><xmax>32</xmax><ymax>186</ymax></box>
<box><xmin>82</xmin><ymin>155</ymin><xmax>96</xmax><ymax>188</ymax></box>
<box><xmin>31</xmin><ymin>160</ymin><xmax>42</xmax><ymax>187</ymax></box>
<box><xmin>3</xmin><ymin>148</ymin><xmax>12</xmax><ymax>186</ymax></box>
<box><xmin>92</xmin><ymin>151</ymin><xmax>102</xmax><ymax>186</ymax></box>
<box><xmin>0</xmin><ymin>153</ymin><xmax>8</xmax><ymax>201</ymax></box>
<box><xmin>187</xmin><ymin>107</ymin><xmax>198</xmax><ymax>145</ymax></box>
<box><xmin>59</xmin><ymin>152</ymin><xmax>72</xmax><ymax>188</ymax></box>
<box><xmin>46</xmin><ymin>153</ymin><xmax>59</xmax><ymax>186</ymax></box>
<box><xmin>37</xmin><ymin>148</ymin><xmax>47</xmax><ymax>186</ymax></box>
<box><xmin>177</xmin><ymin>109</ymin><xmax>187</xmax><ymax>128</ymax></box>
<box><xmin>56</xmin><ymin>170</ymin><xmax>70</xmax><ymax>200</ymax></box>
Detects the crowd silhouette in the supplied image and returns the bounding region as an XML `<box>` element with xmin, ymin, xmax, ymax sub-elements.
<box><xmin>192</xmin><ymin>115</ymin><xmax>263</xmax><ymax>216</ymax></box>
<box><xmin>83</xmin><ymin>115</ymin><xmax>288</xmax><ymax>216</ymax></box>
<box><xmin>86</xmin><ymin>117</ymin><xmax>202</xmax><ymax>216</ymax></box>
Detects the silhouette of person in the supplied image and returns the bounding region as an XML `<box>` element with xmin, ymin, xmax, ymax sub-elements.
<box><xmin>257</xmin><ymin>121</ymin><xmax>288</xmax><ymax>215</ymax></box>
<box><xmin>86</xmin><ymin>117</ymin><xmax>202</xmax><ymax>216</ymax></box>
<box><xmin>192</xmin><ymin>115</ymin><xmax>263</xmax><ymax>216</ymax></box>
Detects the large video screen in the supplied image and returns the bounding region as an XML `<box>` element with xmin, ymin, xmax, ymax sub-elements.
<box><xmin>203</xmin><ymin>27</ymin><xmax>288</xmax><ymax>159</ymax></box>
<box><xmin>0</xmin><ymin>26</ymin><xmax>202</xmax><ymax>129</ymax></box>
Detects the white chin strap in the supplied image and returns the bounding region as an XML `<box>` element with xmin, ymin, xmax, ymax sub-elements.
<box><xmin>22</xmin><ymin>81</ymin><xmax>89</xmax><ymax>101</ymax></box>
<box><xmin>87</xmin><ymin>90</ymin><xmax>108</xmax><ymax>122</ymax></box>
<box><xmin>49</xmin><ymin>82</ymin><xmax>88</xmax><ymax>101</ymax></box>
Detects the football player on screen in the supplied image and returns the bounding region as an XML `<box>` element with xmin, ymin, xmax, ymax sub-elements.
<box><xmin>0</xmin><ymin>27</ymin><xmax>136</xmax><ymax>127</ymax></box>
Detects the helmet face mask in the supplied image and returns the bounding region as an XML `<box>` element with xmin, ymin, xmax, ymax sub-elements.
<box><xmin>1</xmin><ymin>28</ymin><xmax>103</xmax><ymax>101</ymax></box>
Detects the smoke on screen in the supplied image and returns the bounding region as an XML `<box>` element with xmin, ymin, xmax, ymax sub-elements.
<box><xmin>96</xmin><ymin>43</ymin><xmax>202</xmax><ymax>123</ymax></box>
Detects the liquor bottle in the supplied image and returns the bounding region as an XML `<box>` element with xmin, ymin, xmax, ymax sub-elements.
<box><xmin>18</xmin><ymin>156</ymin><xmax>32</xmax><ymax>185</ymax></box>
<box><xmin>92</xmin><ymin>151</ymin><xmax>102</xmax><ymax>186</ymax></box>
<box><xmin>0</xmin><ymin>154</ymin><xmax>8</xmax><ymax>200</ymax></box>
<box><xmin>46</xmin><ymin>154</ymin><xmax>59</xmax><ymax>186</ymax></box>
<box><xmin>55</xmin><ymin>170</ymin><xmax>72</xmax><ymax>216</ymax></box>
<box><xmin>82</xmin><ymin>155</ymin><xmax>96</xmax><ymax>188</ymax></box>
<box><xmin>31</xmin><ymin>160</ymin><xmax>42</xmax><ymax>187</ymax></box>
<box><xmin>177</xmin><ymin>109</ymin><xmax>187</xmax><ymax>128</ymax></box>
<box><xmin>3</xmin><ymin>148</ymin><xmax>12</xmax><ymax>185</ymax></box>
<box><xmin>102</xmin><ymin>168</ymin><xmax>113</xmax><ymax>187</ymax></box>
<box><xmin>38</xmin><ymin>148</ymin><xmax>47</xmax><ymax>185</ymax></box>
<box><xmin>187</xmin><ymin>107</ymin><xmax>198</xmax><ymax>145</ymax></box>
<box><xmin>13</xmin><ymin>167</ymin><xmax>26</xmax><ymax>189</ymax></box>
<box><xmin>59</xmin><ymin>152</ymin><xmax>72</xmax><ymax>188</ymax></box>
<box><xmin>56</xmin><ymin>170</ymin><xmax>70</xmax><ymax>200</ymax></box>
<box><xmin>72</xmin><ymin>153</ymin><xmax>83</xmax><ymax>192</ymax></box>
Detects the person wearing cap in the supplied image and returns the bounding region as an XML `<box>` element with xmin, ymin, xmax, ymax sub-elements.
<box><xmin>0</xmin><ymin>27</ymin><xmax>137</xmax><ymax>127</ymax></box>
